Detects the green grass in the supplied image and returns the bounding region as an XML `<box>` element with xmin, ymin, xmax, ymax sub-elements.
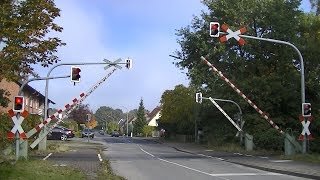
<box><xmin>280</xmin><ymin>153</ymin><xmax>320</xmax><ymax>163</ymax></box>
<box><xmin>0</xmin><ymin>159</ymin><xmax>86</xmax><ymax>180</ymax></box>
<box><xmin>97</xmin><ymin>160</ymin><xmax>126</xmax><ymax>180</ymax></box>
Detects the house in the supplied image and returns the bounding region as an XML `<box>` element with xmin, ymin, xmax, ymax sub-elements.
<box><xmin>0</xmin><ymin>78</ymin><xmax>55</xmax><ymax>115</ymax></box>
<box><xmin>147</xmin><ymin>106</ymin><xmax>161</xmax><ymax>127</ymax></box>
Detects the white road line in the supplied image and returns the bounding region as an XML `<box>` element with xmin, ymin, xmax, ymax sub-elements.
<box><xmin>138</xmin><ymin>145</ymin><xmax>155</xmax><ymax>157</ymax></box>
<box><xmin>157</xmin><ymin>157</ymin><xmax>226</xmax><ymax>178</ymax></box>
<box><xmin>197</xmin><ymin>153</ymin><xmax>211</xmax><ymax>158</ymax></box>
<box><xmin>259</xmin><ymin>156</ymin><xmax>269</xmax><ymax>159</ymax></box>
<box><xmin>217</xmin><ymin>158</ymin><xmax>225</xmax><ymax>161</ymax></box>
<box><xmin>204</xmin><ymin>149</ymin><xmax>214</xmax><ymax>152</ymax></box>
<box><xmin>209</xmin><ymin>172</ymin><xmax>282</xmax><ymax>177</ymax></box>
<box><xmin>234</xmin><ymin>153</ymin><xmax>243</xmax><ymax>156</ymax></box>
<box><xmin>245</xmin><ymin>154</ymin><xmax>253</xmax><ymax>157</ymax></box>
<box><xmin>139</xmin><ymin>146</ymin><xmax>227</xmax><ymax>180</ymax></box>
<box><xmin>138</xmin><ymin>146</ymin><xmax>283</xmax><ymax>179</ymax></box>
<box><xmin>43</xmin><ymin>153</ymin><xmax>52</xmax><ymax>160</ymax></box>
<box><xmin>97</xmin><ymin>153</ymin><xmax>103</xmax><ymax>162</ymax></box>
<box><xmin>270</xmin><ymin>160</ymin><xmax>292</xmax><ymax>163</ymax></box>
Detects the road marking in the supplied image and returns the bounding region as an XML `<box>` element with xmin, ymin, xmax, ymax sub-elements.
<box><xmin>157</xmin><ymin>157</ymin><xmax>225</xmax><ymax>178</ymax></box>
<box><xmin>197</xmin><ymin>153</ymin><xmax>210</xmax><ymax>157</ymax></box>
<box><xmin>233</xmin><ymin>153</ymin><xmax>243</xmax><ymax>156</ymax></box>
<box><xmin>270</xmin><ymin>160</ymin><xmax>292</xmax><ymax>163</ymax></box>
<box><xmin>245</xmin><ymin>154</ymin><xmax>253</xmax><ymax>157</ymax></box>
<box><xmin>138</xmin><ymin>146</ymin><xmax>284</xmax><ymax>179</ymax></box>
<box><xmin>138</xmin><ymin>145</ymin><xmax>155</xmax><ymax>157</ymax></box>
<box><xmin>205</xmin><ymin>149</ymin><xmax>214</xmax><ymax>152</ymax></box>
<box><xmin>43</xmin><ymin>153</ymin><xmax>52</xmax><ymax>160</ymax></box>
<box><xmin>197</xmin><ymin>153</ymin><xmax>225</xmax><ymax>161</ymax></box>
<box><xmin>139</xmin><ymin>146</ymin><xmax>227</xmax><ymax>180</ymax></box>
<box><xmin>209</xmin><ymin>172</ymin><xmax>281</xmax><ymax>177</ymax></box>
<box><xmin>97</xmin><ymin>153</ymin><xmax>103</xmax><ymax>162</ymax></box>
<box><xmin>259</xmin><ymin>156</ymin><xmax>269</xmax><ymax>159</ymax></box>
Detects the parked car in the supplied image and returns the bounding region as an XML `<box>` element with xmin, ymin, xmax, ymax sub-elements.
<box><xmin>47</xmin><ymin>126</ymin><xmax>71</xmax><ymax>141</ymax></box>
<box><xmin>111</xmin><ymin>131</ymin><xmax>120</xmax><ymax>137</ymax></box>
<box><xmin>56</xmin><ymin>126</ymin><xmax>75</xmax><ymax>138</ymax></box>
<box><xmin>82</xmin><ymin>128</ymin><xmax>94</xmax><ymax>138</ymax></box>
<box><xmin>99</xmin><ymin>130</ymin><xmax>105</xmax><ymax>135</ymax></box>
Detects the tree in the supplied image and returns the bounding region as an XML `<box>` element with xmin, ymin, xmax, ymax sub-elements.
<box><xmin>107</xmin><ymin>121</ymin><xmax>119</xmax><ymax>134</ymax></box>
<box><xmin>0</xmin><ymin>0</ymin><xmax>65</xmax><ymax>107</ymax></box>
<box><xmin>173</xmin><ymin>0</ymin><xmax>320</xmax><ymax>150</ymax></box>
<box><xmin>69</xmin><ymin>104</ymin><xmax>91</xmax><ymax>125</ymax></box>
<box><xmin>134</xmin><ymin>98</ymin><xmax>147</xmax><ymax>136</ymax></box>
<box><xmin>88</xmin><ymin>113</ymin><xmax>98</xmax><ymax>129</ymax></box>
<box><xmin>159</xmin><ymin>84</ymin><xmax>196</xmax><ymax>135</ymax></box>
<box><xmin>94</xmin><ymin>106</ymin><xmax>125</xmax><ymax>129</ymax></box>
<box><xmin>142</xmin><ymin>125</ymin><xmax>154</xmax><ymax>137</ymax></box>
<box><xmin>310</xmin><ymin>0</ymin><xmax>320</xmax><ymax>15</ymax></box>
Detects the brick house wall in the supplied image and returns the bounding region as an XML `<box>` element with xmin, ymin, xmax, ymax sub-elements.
<box><xmin>0</xmin><ymin>78</ymin><xmax>54</xmax><ymax>114</ymax></box>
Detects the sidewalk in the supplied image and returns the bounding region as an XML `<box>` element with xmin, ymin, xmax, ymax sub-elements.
<box><xmin>145</xmin><ymin>138</ymin><xmax>320</xmax><ymax>180</ymax></box>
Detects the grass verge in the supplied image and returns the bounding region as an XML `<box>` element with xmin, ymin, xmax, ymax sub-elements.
<box><xmin>280</xmin><ymin>153</ymin><xmax>320</xmax><ymax>163</ymax></box>
<box><xmin>97</xmin><ymin>160</ymin><xmax>126</xmax><ymax>180</ymax></box>
<box><xmin>0</xmin><ymin>158</ymin><xmax>86</xmax><ymax>180</ymax></box>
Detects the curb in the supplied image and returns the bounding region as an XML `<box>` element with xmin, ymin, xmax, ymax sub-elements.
<box><xmin>172</xmin><ymin>147</ymin><xmax>320</xmax><ymax>180</ymax></box>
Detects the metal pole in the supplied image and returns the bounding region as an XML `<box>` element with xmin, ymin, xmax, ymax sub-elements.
<box><xmin>17</xmin><ymin>75</ymin><xmax>70</xmax><ymax>158</ymax></box>
<box><xmin>18</xmin><ymin>75</ymin><xmax>70</xmax><ymax>95</ymax></box>
<box><xmin>15</xmin><ymin>113</ymin><xmax>20</xmax><ymax>161</ymax></box>
<box><xmin>238</xmin><ymin>34</ymin><xmax>307</xmax><ymax>153</ymax></box>
<box><xmin>126</xmin><ymin>111</ymin><xmax>129</xmax><ymax>137</ymax></box>
<box><xmin>211</xmin><ymin>98</ymin><xmax>243</xmax><ymax>144</ymax></box>
<box><xmin>42</xmin><ymin>61</ymin><xmax>125</xmax><ymax>150</ymax></box>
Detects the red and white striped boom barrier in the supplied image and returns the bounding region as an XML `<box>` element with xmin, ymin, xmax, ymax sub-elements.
<box><xmin>27</xmin><ymin>68</ymin><xmax>118</xmax><ymax>139</ymax></box>
<box><xmin>200</xmin><ymin>56</ymin><xmax>284</xmax><ymax>134</ymax></box>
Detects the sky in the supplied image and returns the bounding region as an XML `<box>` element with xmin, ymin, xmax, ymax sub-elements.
<box><xmin>29</xmin><ymin>0</ymin><xmax>312</xmax><ymax>113</ymax></box>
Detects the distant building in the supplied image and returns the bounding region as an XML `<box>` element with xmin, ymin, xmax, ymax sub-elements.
<box><xmin>147</xmin><ymin>106</ymin><xmax>161</xmax><ymax>127</ymax></box>
<box><xmin>0</xmin><ymin>78</ymin><xmax>55</xmax><ymax>115</ymax></box>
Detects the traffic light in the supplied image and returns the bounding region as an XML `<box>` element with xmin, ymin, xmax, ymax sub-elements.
<box><xmin>86</xmin><ymin>114</ymin><xmax>91</xmax><ymax>122</ymax></box>
<box><xmin>13</xmin><ymin>96</ymin><xmax>24</xmax><ymax>112</ymax></box>
<box><xmin>210</xmin><ymin>22</ymin><xmax>220</xmax><ymax>37</ymax></box>
<box><xmin>195</xmin><ymin>92</ymin><xmax>202</xmax><ymax>104</ymax></box>
<box><xmin>302</xmin><ymin>103</ymin><xmax>311</xmax><ymax>117</ymax></box>
<box><xmin>125</xmin><ymin>59</ymin><xmax>132</xmax><ymax>69</ymax></box>
<box><xmin>71</xmin><ymin>66</ymin><xmax>81</xmax><ymax>82</ymax></box>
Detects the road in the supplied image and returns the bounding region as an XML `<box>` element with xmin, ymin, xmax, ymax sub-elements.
<box><xmin>101</xmin><ymin>135</ymin><xmax>310</xmax><ymax>180</ymax></box>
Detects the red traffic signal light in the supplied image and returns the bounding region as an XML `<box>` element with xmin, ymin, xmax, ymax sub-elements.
<box><xmin>13</xmin><ymin>96</ymin><xmax>24</xmax><ymax>112</ymax></box>
<box><xmin>71</xmin><ymin>66</ymin><xmax>81</xmax><ymax>82</ymax></box>
<box><xmin>210</xmin><ymin>22</ymin><xmax>220</xmax><ymax>37</ymax></box>
<box><xmin>302</xmin><ymin>103</ymin><xmax>311</xmax><ymax>117</ymax></box>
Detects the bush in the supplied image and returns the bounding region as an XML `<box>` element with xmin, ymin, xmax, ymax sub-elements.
<box><xmin>254</xmin><ymin>128</ymin><xmax>284</xmax><ymax>151</ymax></box>
<box><xmin>0</xmin><ymin>113</ymin><xmax>14</xmax><ymax>151</ymax></box>
<box><xmin>142</xmin><ymin>125</ymin><xmax>154</xmax><ymax>137</ymax></box>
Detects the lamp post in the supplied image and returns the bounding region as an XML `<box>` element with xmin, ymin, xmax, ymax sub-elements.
<box><xmin>118</xmin><ymin>106</ymin><xmax>129</xmax><ymax>137</ymax></box>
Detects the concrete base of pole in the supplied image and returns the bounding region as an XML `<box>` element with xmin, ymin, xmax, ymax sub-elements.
<box><xmin>245</xmin><ymin>133</ymin><xmax>253</xmax><ymax>151</ymax></box>
<box><xmin>284</xmin><ymin>133</ymin><xmax>302</xmax><ymax>155</ymax></box>
<box><xmin>38</xmin><ymin>128</ymin><xmax>48</xmax><ymax>151</ymax></box>
<box><xmin>19</xmin><ymin>140</ymin><xmax>28</xmax><ymax>159</ymax></box>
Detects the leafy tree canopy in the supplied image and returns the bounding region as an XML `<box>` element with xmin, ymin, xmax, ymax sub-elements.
<box><xmin>173</xmin><ymin>0</ymin><xmax>320</xmax><ymax>150</ymax></box>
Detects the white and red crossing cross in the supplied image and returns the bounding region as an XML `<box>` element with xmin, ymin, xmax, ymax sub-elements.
<box><xmin>219</xmin><ymin>24</ymin><xmax>246</xmax><ymax>46</ymax></box>
<box><xmin>298</xmin><ymin>115</ymin><xmax>313</xmax><ymax>140</ymax></box>
<box><xmin>8</xmin><ymin>109</ymin><xmax>28</xmax><ymax>139</ymax></box>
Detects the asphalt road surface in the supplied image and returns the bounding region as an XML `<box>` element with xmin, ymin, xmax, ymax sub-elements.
<box><xmin>101</xmin><ymin>135</ymin><xmax>311</xmax><ymax>180</ymax></box>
